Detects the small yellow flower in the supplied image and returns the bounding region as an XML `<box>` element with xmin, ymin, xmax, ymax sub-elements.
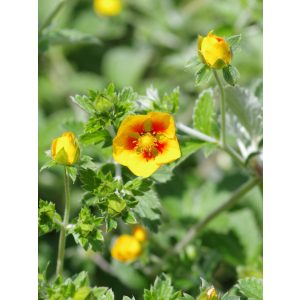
<box><xmin>198</xmin><ymin>32</ymin><xmax>231</xmax><ymax>69</ymax></box>
<box><xmin>51</xmin><ymin>132</ymin><xmax>80</xmax><ymax>166</ymax></box>
<box><xmin>113</xmin><ymin>112</ymin><xmax>181</xmax><ymax>178</ymax></box>
<box><xmin>207</xmin><ymin>287</ymin><xmax>218</xmax><ymax>300</ymax></box>
<box><xmin>93</xmin><ymin>0</ymin><xmax>122</xmax><ymax>17</ymax></box>
<box><xmin>132</xmin><ymin>225</ymin><xmax>147</xmax><ymax>242</ymax></box>
<box><xmin>111</xmin><ymin>235</ymin><xmax>142</xmax><ymax>262</ymax></box>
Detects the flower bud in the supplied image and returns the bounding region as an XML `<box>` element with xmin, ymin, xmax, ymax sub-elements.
<box><xmin>93</xmin><ymin>0</ymin><xmax>122</xmax><ymax>17</ymax></box>
<box><xmin>111</xmin><ymin>235</ymin><xmax>142</xmax><ymax>262</ymax></box>
<box><xmin>198</xmin><ymin>32</ymin><xmax>231</xmax><ymax>69</ymax></box>
<box><xmin>132</xmin><ymin>225</ymin><xmax>147</xmax><ymax>242</ymax></box>
<box><xmin>51</xmin><ymin>132</ymin><xmax>80</xmax><ymax>166</ymax></box>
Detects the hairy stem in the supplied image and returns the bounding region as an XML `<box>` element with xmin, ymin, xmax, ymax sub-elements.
<box><xmin>176</xmin><ymin>122</ymin><xmax>218</xmax><ymax>144</ymax></box>
<box><xmin>213</xmin><ymin>69</ymin><xmax>226</xmax><ymax>147</ymax></box>
<box><xmin>56</xmin><ymin>167</ymin><xmax>71</xmax><ymax>277</ymax></box>
<box><xmin>176</xmin><ymin>122</ymin><xmax>244</xmax><ymax>166</ymax></box>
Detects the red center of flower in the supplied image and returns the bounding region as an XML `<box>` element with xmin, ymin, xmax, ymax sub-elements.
<box><xmin>126</xmin><ymin>119</ymin><xmax>167</xmax><ymax>160</ymax></box>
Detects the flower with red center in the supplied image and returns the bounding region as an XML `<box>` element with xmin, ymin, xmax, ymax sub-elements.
<box><xmin>113</xmin><ymin>112</ymin><xmax>181</xmax><ymax>178</ymax></box>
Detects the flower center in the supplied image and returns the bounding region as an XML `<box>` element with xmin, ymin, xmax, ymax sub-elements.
<box><xmin>138</xmin><ymin>133</ymin><xmax>157</xmax><ymax>150</ymax></box>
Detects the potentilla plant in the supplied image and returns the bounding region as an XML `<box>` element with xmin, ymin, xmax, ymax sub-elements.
<box><xmin>38</xmin><ymin>30</ymin><xmax>262</xmax><ymax>300</ymax></box>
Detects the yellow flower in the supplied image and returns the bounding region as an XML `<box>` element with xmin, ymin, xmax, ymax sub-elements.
<box><xmin>113</xmin><ymin>112</ymin><xmax>181</xmax><ymax>178</ymax></box>
<box><xmin>93</xmin><ymin>0</ymin><xmax>122</xmax><ymax>17</ymax></box>
<box><xmin>132</xmin><ymin>225</ymin><xmax>147</xmax><ymax>242</ymax></box>
<box><xmin>111</xmin><ymin>235</ymin><xmax>142</xmax><ymax>262</ymax></box>
<box><xmin>198</xmin><ymin>32</ymin><xmax>231</xmax><ymax>69</ymax></box>
<box><xmin>51</xmin><ymin>132</ymin><xmax>80</xmax><ymax>166</ymax></box>
<box><xmin>207</xmin><ymin>287</ymin><xmax>218</xmax><ymax>300</ymax></box>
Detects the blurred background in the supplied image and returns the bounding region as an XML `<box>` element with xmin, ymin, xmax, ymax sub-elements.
<box><xmin>38</xmin><ymin>0</ymin><xmax>263</xmax><ymax>298</ymax></box>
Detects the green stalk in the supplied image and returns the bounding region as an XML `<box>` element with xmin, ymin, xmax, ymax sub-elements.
<box><xmin>56</xmin><ymin>167</ymin><xmax>71</xmax><ymax>277</ymax></box>
<box><xmin>213</xmin><ymin>69</ymin><xmax>226</xmax><ymax>147</ymax></box>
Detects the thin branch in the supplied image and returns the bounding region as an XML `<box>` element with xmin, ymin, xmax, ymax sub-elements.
<box><xmin>176</xmin><ymin>122</ymin><xmax>218</xmax><ymax>144</ymax></box>
<box><xmin>148</xmin><ymin>177</ymin><xmax>259</xmax><ymax>275</ymax></box>
<box><xmin>90</xmin><ymin>253</ymin><xmax>116</xmax><ymax>277</ymax></box>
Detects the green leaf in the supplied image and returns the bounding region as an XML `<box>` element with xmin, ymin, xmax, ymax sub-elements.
<box><xmin>122</xmin><ymin>297</ymin><xmax>135</xmax><ymax>300</ymax></box>
<box><xmin>102</xmin><ymin>47</ymin><xmax>152</xmax><ymax>87</ymax></box>
<box><xmin>227</xmin><ymin>34</ymin><xmax>242</xmax><ymax>52</ymax></box>
<box><xmin>229</xmin><ymin>209</ymin><xmax>262</xmax><ymax>263</ymax></box>
<box><xmin>123</xmin><ymin>210</ymin><xmax>137</xmax><ymax>224</ymax></box>
<box><xmin>195</xmin><ymin>64</ymin><xmax>211</xmax><ymax>85</ymax></box>
<box><xmin>71</xmin><ymin>95</ymin><xmax>96</xmax><ymax>114</ymax></box>
<box><xmin>79</xmin><ymin>130</ymin><xmax>111</xmax><ymax>146</ymax></box>
<box><xmin>225</xmin><ymin>86</ymin><xmax>263</xmax><ymax>141</ymax></box>
<box><xmin>223</xmin><ymin>65</ymin><xmax>239</xmax><ymax>86</ymax></box>
<box><xmin>79</xmin><ymin>168</ymin><xmax>101</xmax><ymax>191</ymax></box>
<box><xmin>72</xmin><ymin>207</ymin><xmax>104</xmax><ymax>251</ymax></box>
<box><xmin>107</xmin><ymin>199</ymin><xmax>127</xmax><ymax>216</ymax></box>
<box><xmin>39</xmin><ymin>29</ymin><xmax>101</xmax><ymax>52</ymax></box>
<box><xmin>134</xmin><ymin>190</ymin><xmax>161</xmax><ymax>232</ymax></box>
<box><xmin>38</xmin><ymin>199</ymin><xmax>62</xmax><ymax>236</ymax></box>
<box><xmin>66</xmin><ymin>166</ymin><xmax>77</xmax><ymax>184</ymax></box>
<box><xmin>221</xmin><ymin>293</ymin><xmax>240</xmax><ymax>300</ymax></box>
<box><xmin>144</xmin><ymin>274</ymin><xmax>174</xmax><ymax>300</ymax></box>
<box><xmin>193</xmin><ymin>89</ymin><xmax>215</xmax><ymax>136</ymax></box>
<box><xmin>237</xmin><ymin>278</ymin><xmax>263</xmax><ymax>300</ymax></box>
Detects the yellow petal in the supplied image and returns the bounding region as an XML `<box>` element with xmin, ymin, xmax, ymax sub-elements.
<box><xmin>154</xmin><ymin>137</ymin><xmax>181</xmax><ymax>165</ymax></box>
<box><xmin>147</xmin><ymin>112</ymin><xmax>176</xmax><ymax>138</ymax></box>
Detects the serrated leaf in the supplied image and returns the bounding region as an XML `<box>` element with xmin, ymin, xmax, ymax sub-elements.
<box><xmin>225</xmin><ymin>86</ymin><xmax>262</xmax><ymax>141</ymax></box>
<box><xmin>123</xmin><ymin>210</ymin><xmax>137</xmax><ymax>224</ymax></box>
<box><xmin>221</xmin><ymin>293</ymin><xmax>240</xmax><ymax>300</ymax></box>
<box><xmin>144</xmin><ymin>274</ymin><xmax>174</xmax><ymax>300</ymax></box>
<box><xmin>193</xmin><ymin>89</ymin><xmax>215</xmax><ymax>136</ymax></box>
<box><xmin>223</xmin><ymin>65</ymin><xmax>239</xmax><ymax>86</ymax></box>
<box><xmin>133</xmin><ymin>190</ymin><xmax>161</xmax><ymax>232</ymax></box>
<box><xmin>72</xmin><ymin>207</ymin><xmax>104</xmax><ymax>251</ymax></box>
<box><xmin>237</xmin><ymin>278</ymin><xmax>262</xmax><ymax>300</ymax></box>
<box><xmin>38</xmin><ymin>199</ymin><xmax>62</xmax><ymax>236</ymax></box>
<box><xmin>72</xmin><ymin>95</ymin><xmax>96</xmax><ymax>114</ymax></box>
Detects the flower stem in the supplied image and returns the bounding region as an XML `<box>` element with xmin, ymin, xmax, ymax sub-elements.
<box><xmin>213</xmin><ymin>69</ymin><xmax>226</xmax><ymax>147</ymax></box>
<box><xmin>56</xmin><ymin>167</ymin><xmax>71</xmax><ymax>277</ymax></box>
<box><xmin>38</xmin><ymin>0</ymin><xmax>70</xmax><ymax>34</ymax></box>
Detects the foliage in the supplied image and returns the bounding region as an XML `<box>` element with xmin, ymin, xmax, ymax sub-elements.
<box><xmin>38</xmin><ymin>0</ymin><xmax>263</xmax><ymax>299</ymax></box>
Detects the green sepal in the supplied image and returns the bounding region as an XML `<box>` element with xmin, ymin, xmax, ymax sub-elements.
<box><xmin>212</xmin><ymin>58</ymin><xmax>227</xmax><ymax>69</ymax></box>
<box><xmin>223</xmin><ymin>65</ymin><xmax>239</xmax><ymax>86</ymax></box>
<box><xmin>40</xmin><ymin>160</ymin><xmax>57</xmax><ymax>172</ymax></box>
<box><xmin>66</xmin><ymin>166</ymin><xmax>77</xmax><ymax>183</ymax></box>
<box><xmin>195</xmin><ymin>64</ymin><xmax>211</xmax><ymax>85</ymax></box>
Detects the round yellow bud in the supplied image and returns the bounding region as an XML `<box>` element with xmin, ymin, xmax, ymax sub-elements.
<box><xmin>51</xmin><ymin>132</ymin><xmax>80</xmax><ymax>166</ymax></box>
<box><xmin>111</xmin><ymin>235</ymin><xmax>142</xmax><ymax>262</ymax></box>
<box><xmin>93</xmin><ymin>0</ymin><xmax>122</xmax><ymax>17</ymax></box>
<box><xmin>132</xmin><ymin>225</ymin><xmax>147</xmax><ymax>242</ymax></box>
<box><xmin>198</xmin><ymin>32</ymin><xmax>231</xmax><ymax>69</ymax></box>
